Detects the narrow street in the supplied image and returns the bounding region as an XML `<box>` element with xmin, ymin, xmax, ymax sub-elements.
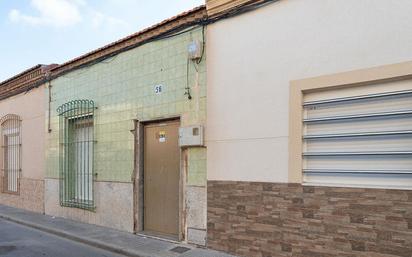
<box><xmin>0</xmin><ymin>218</ymin><xmax>124</xmax><ymax>257</ymax></box>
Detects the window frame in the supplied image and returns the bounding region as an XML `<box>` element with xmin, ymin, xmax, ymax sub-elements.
<box><xmin>57</xmin><ymin>100</ymin><xmax>96</xmax><ymax>210</ymax></box>
<box><xmin>0</xmin><ymin>114</ymin><xmax>22</xmax><ymax>195</ymax></box>
<box><xmin>289</xmin><ymin>61</ymin><xmax>412</xmax><ymax>187</ymax></box>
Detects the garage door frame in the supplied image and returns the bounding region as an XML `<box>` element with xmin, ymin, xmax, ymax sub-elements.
<box><xmin>289</xmin><ymin>61</ymin><xmax>412</xmax><ymax>185</ymax></box>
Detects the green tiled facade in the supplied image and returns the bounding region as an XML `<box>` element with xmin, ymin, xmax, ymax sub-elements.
<box><xmin>45</xmin><ymin>27</ymin><xmax>206</xmax><ymax>184</ymax></box>
<box><xmin>187</xmin><ymin>147</ymin><xmax>207</xmax><ymax>186</ymax></box>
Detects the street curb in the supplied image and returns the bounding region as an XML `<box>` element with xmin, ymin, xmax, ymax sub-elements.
<box><xmin>0</xmin><ymin>213</ymin><xmax>147</xmax><ymax>257</ymax></box>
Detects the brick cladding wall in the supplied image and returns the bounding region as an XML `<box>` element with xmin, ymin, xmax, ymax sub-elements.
<box><xmin>207</xmin><ymin>181</ymin><xmax>412</xmax><ymax>257</ymax></box>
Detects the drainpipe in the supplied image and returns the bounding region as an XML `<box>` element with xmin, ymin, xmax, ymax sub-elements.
<box><xmin>48</xmin><ymin>81</ymin><xmax>52</xmax><ymax>133</ymax></box>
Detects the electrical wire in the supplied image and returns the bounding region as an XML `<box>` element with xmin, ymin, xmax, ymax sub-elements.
<box><xmin>206</xmin><ymin>0</ymin><xmax>279</xmax><ymax>25</ymax></box>
<box><xmin>185</xmin><ymin>58</ymin><xmax>192</xmax><ymax>100</ymax></box>
<box><xmin>196</xmin><ymin>25</ymin><xmax>206</xmax><ymax>65</ymax></box>
<box><xmin>16</xmin><ymin>0</ymin><xmax>279</xmax><ymax>96</ymax></box>
<box><xmin>49</xmin><ymin>0</ymin><xmax>279</xmax><ymax>79</ymax></box>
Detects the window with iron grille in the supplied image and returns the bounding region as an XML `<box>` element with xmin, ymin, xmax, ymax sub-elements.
<box><xmin>57</xmin><ymin>100</ymin><xmax>95</xmax><ymax>210</ymax></box>
<box><xmin>1</xmin><ymin>114</ymin><xmax>21</xmax><ymax>194</ymax></box>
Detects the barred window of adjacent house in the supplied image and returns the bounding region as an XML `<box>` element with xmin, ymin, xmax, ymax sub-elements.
<box><xmin>1</xmin><ymin>114</ymin><xmax>21</xmax><ymax>194</ymax></box>
<box><xmin>57</xmin><ymin>100</ymin><xmax>95</xmax><ymax>210</ymax></box>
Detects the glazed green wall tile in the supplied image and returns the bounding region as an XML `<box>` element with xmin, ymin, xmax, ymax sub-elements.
<box><xmin>45</xmin><ymin>27</ymin><xmax>207</xmax><ymax>183</ymax></box>
<box><xmin>187</xmin><ymin>147</ymin><xmax>207</xmax><ymax>186</ymax></box>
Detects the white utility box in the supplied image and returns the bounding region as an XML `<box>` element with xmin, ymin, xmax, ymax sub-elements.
<box><xmin>187</xmin><ymin>40</ymin><xmax>202</xmax><ymax>60</ymax></box>
<box><xmin>179</xmin><ymin>125</ymin><xmax>204</xmax><ymax>147</ymax></box>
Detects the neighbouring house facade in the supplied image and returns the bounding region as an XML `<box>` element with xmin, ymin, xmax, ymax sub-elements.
<box><xmin>44</xmin><ymin>6</ymin><xmax>208</xmax><ymax>245</ymax></box>
<box><xmin>206</xmin><ymin>0</ymin><xmax>412</xmax><ymax>256</ymax></box>
<box><xmin>0</xmin><ymin>64</ymin><xmax>56</xmax><ymax>214</ymax></box>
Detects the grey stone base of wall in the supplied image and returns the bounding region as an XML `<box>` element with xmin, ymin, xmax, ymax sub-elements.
<box><xmin>207</xmin><ymin>181</ymin><xmax>412</xmax><ymax>257</ymax></box>
<box><xmin>186</xmin><ymin>185</ymin><xmax>207</xmax><ymax>246</ymax></box>
<box><xmin>45</xmin><ymin>178</ymin><xmax>134</xmax><ymax>232</ymax></box>
<box><xmin>0</xmin><ymin>178</ymin><xmax>44</xmax><ymax>213</ymax></box>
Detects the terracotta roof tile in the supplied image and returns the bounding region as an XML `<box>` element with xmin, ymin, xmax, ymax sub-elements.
<box><xmin>0</xmin><ymin>64</ymin><xmax>43</xmax><ymax>86</ymax></box>
<box><xmin>51</xmin><ymin>5</ymin><xmax>206</xmax><ymax>75</ymax></box>
<box><xmin>0</xmin><ymin>64</ymin><xmax>57</xmax><ymax>100</ymax></box>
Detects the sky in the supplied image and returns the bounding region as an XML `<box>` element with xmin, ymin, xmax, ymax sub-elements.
<box><xmin>0</xmin><ymin>0</ymin><xmax>204</xmax><ymax>81</ymax></box>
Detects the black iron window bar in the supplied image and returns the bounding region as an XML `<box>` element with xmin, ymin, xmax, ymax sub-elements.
<box><xmin>57</xmin><ymin>100</ymin><xmax>96</xmax><ymax>210</ymax></box>
<box><xmin>0</xmin><ymin>114</ymin><xmax>21</xmax><ymax>194</ymax></box>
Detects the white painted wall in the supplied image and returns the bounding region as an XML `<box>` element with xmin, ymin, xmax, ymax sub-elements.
<box><xmin>0</xmin><ymin>86</ymin><xmax>46</xmax><ymax>180</ymax></box>
<box><xmin>206</xmin><ymin>0</ymin><xmax>412</xmax><ymax>182</ymax></box>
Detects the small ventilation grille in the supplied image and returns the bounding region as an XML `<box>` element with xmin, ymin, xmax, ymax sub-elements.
<box><xmin>169</xmin><ymin>246</ymin><xmax>191</xmax><ymax>254</ymax></box>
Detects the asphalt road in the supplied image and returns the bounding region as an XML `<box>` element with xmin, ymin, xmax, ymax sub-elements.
<box><xmin>0</xmin><ymin>218</ymin><xmax>125</xmax><ymax>257</ymax></box>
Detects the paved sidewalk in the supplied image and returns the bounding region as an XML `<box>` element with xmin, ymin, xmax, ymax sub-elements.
<box><xmin>0</xmin><ymin>205</ymin><xmax>236</xmax><ymax>257</ymax></box>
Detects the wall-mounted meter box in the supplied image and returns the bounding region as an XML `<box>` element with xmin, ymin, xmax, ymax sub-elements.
<box><xmin>187</xmin><ymin>40</ymin><xmax>202</xmax><ymax>60</ymax></box>
<box><xmin>179</xmin><ymin>125</ymin><xmax>204</xmax><ymax>147</ymax></box>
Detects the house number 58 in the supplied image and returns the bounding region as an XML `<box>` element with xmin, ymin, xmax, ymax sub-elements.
<box><xmin>154</xmin><ymin>84</ymin><xmax>163</xmax><ymax>94</ymax></box>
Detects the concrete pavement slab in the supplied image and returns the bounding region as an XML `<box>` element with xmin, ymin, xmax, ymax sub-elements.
<box><xmin>0</xmin><ymin>205</ymin><xmax>237</xmax><ymax>257</ymax></box>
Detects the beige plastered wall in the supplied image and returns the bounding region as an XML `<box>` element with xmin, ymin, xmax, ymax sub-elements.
<box><xmin>0</xmin><ymin>86</ymin><xmax>45</xmax><ymax>180</ymax></box>
<box><xmin>206</xmin><ymin>0</ymin><xmax>412</xmax><ymax>183</ymax></box>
